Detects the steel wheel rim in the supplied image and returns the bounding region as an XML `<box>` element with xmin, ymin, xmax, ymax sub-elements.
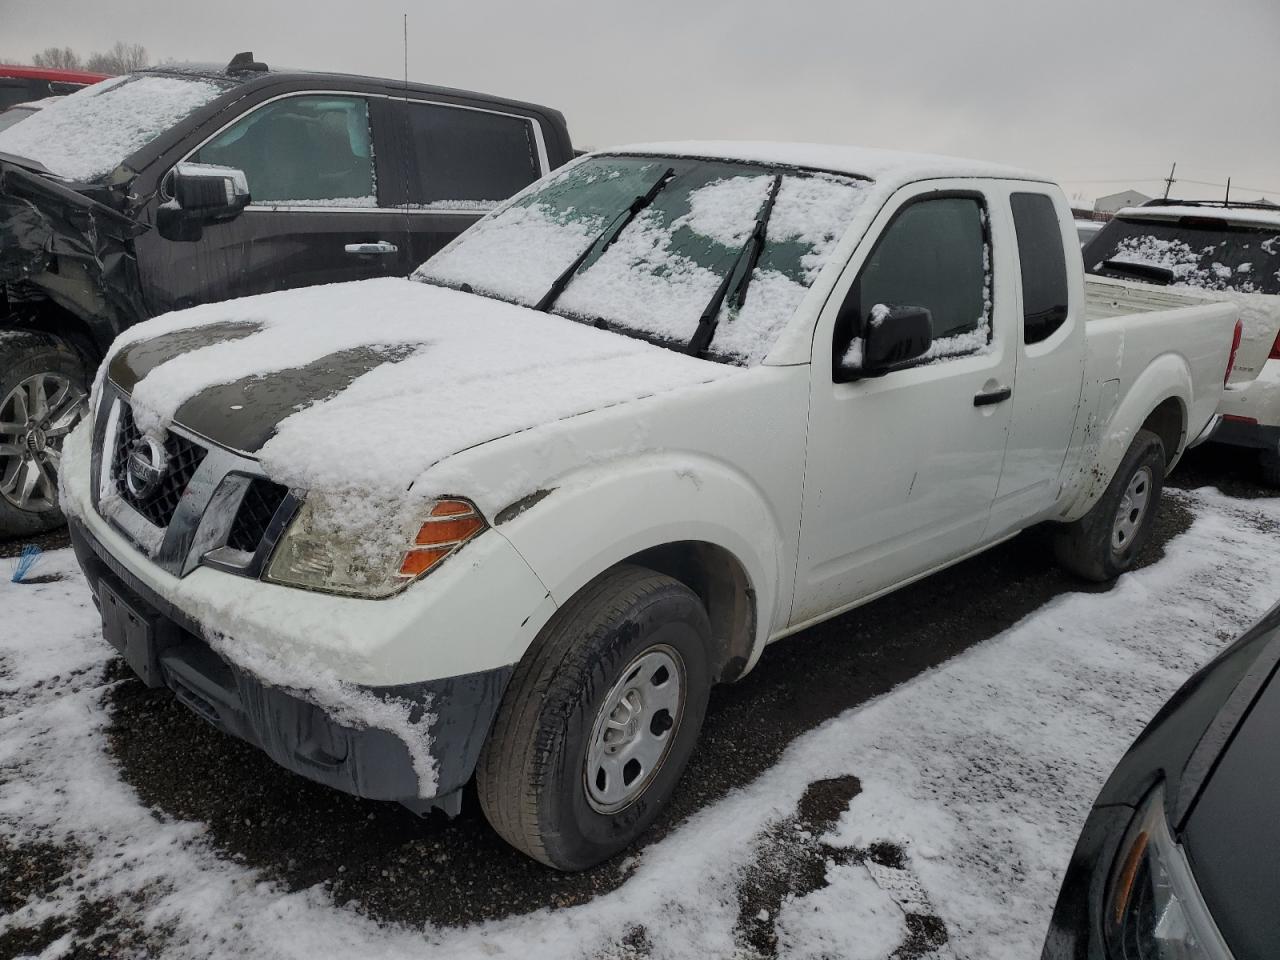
<box><xmin>1111</xmin><ymin>465</ymin><xmax>1153</xmax><ymax>554</ymax></box>
<box><xmin>0</xmin><ymin>371</ymin><xmax>86</xmax><ymax>513</ymax></box>
<box><xmin>584</xmin><ymin>644</ymin><xmax>686</xmax><ymax>815</ymax></box>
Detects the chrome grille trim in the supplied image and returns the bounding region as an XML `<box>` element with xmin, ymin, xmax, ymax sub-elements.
<box><xmin>91</xmin><ymin>382</ymin><xmax>300</xmax><ymax>579</ymax></box>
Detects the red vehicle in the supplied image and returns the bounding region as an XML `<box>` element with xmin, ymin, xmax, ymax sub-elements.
<box><xmin>0</xmin><ymin>65</ymin><xmax>111</xmax><ymax>111</ymax></box>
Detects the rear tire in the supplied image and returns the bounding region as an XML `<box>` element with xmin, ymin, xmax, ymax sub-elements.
<box><xmin>0</xmin><ymin>331</ymin><xmax>89</xmax><ymax>538</ymax></box>
<box><xmin>477</xmin><ymin>564</ymin><xmax>712</xmax><ymax>871</ymax></box>
<box><xmin>1053</xmin><ymin>429</ymin><xmax>1165</xmax><ymax>582</ymax></box>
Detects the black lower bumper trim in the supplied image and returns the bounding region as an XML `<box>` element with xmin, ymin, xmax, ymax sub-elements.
<box><xmin>1212</xmin><ymin>418</ymin><xmax>1280</xmax><ymax>453</ymax></box>
<box><xmin>69</xmin><ymin>516</ymin><xmax>513</xmax><ymax>815</ymax></box>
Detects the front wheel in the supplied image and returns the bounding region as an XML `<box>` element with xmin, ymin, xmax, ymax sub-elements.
<box><xmin>0</xmin><ymin>332</ymin><xmax>90</xmax><ymax>538</ymax></box>
<box><xmin>1053</xmin><ymin>429</ymin><xmax>1166</xmax><ymax>582</ymax></box>
<box><xmin>477</xmin><ymin>564</ymin><xmax>713</xmax><ymax>871</ymax></box>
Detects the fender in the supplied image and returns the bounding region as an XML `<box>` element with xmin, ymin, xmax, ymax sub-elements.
<box><xmin>1059</xmin><ymin>351</ymin><xmax>1191</xmax><ymax>522</ymax></box>
<box><xmin>492</xmin><ymin>451</ymin><xmax>787</xmax><ymax>673</ymax></box>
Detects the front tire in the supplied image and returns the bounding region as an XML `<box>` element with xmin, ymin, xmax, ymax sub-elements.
<box><xmin>477</xmin><ymin>564</ymin><xmax>713</xmax><ymax>871</ymax></box>
<box><xmin>1054</xmin><ymin>429</ymin><xmax>1165</xmax><ymax>582</ymax></box>
<box><xmin>0</xmin><ymin>331</ymin><xmax>89</xmax><ymax>538</ymax></box>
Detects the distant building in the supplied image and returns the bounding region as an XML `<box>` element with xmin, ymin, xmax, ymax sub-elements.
<box><xmin>1094</xmin><ymin>189</ymin><xmax>1152</xmax><ymax>215</ymax></box>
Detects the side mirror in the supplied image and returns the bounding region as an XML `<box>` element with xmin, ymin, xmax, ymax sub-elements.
<box><xmin>157</xmin><ymin>162</ymin><xmax>250</xmax><ymax>241</ymax></box>
<box><xmin>850</xmin><ymin>304</ymin><xmax>934</xmax><ymax>376</ymax></box>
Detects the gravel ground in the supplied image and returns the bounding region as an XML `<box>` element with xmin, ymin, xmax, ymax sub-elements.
<box><xmin>0</xmin><ymin>438</ymin><xmax>1273</xmax><ymax>950</ymax></box>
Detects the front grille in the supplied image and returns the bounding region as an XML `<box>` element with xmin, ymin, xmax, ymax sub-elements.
<box><xmin>227</xmin><ymin>477</ymin><xmax>289</xmax><ymax>553</ymax></box>
<box><xmin>110</xmin><ymin>402</ymin><xmax>207</xmax><ymax>529</ymax></box>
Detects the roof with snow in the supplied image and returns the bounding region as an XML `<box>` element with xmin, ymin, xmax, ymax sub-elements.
<box><xmin>1114</xmin><ymin>204</ymin><xmax>1280</xmax><ymax>229</ymax></box>
<box><xmin>609</xmin><ymin>141</ymin><xmax>1049</xmax><ymax>187</ymax></box>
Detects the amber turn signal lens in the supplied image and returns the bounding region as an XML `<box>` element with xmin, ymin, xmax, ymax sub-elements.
<box><xmin>398</xmin><ymin>547</ymin><xmax>453</xmax><ymax>577</ymax></box>
<box><xmin>1111</xmin><ymin>830</ymin><xmax>1150</xmax><ymax>926</ymax></box>
<box><xmin>430</xmin><ymin>500</ymin><xmax>475</xmax><ymax>517</ymax></box>
<box><xmin>415</xmin><ymin>516</ymin><xmax>484</xmax><ymax>545</ymax></box>
<box><xmin>396</xmin><ymin>498</ymin><xmax>487</xmax><ymax>580</ymax></box>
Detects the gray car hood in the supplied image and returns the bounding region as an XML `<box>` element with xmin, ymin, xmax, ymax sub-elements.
<box><xmin>104</xmin><ymin>278</ymin><xmax>733</xmax><ymax>497</ymax></box>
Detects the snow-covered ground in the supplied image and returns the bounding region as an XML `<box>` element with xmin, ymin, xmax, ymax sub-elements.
<box><xmin>3</xmin><ymin>487</ymin><xmax>1278</xmax><ymax>959</ymax></box>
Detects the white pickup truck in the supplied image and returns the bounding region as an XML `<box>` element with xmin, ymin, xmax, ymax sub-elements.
<box><xmin>60</xmin><ymin>142</ymin><xmax>1242</xmax><ymax>871</ymax></box>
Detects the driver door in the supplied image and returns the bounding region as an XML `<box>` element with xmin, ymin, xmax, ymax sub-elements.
<box><xmin>139</xmin><ymin>93</ymin><xmax>412</xmax><ymax>314</ymax></box>
<box><xmin>790</xmin><ymin>183</ymin><xmax>1018</xmax><ymax>626</ymax></box>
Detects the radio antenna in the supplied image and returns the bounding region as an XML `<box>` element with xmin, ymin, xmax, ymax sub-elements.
<box><xmin>403</xmin><ymin>13</ymin><xmax>409</xmax><ymax>88</ymax></box>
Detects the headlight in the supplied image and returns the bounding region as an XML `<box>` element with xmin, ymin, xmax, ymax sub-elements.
<box><xmin>1106</xmin><ymin>784</ymin><xmax>1233</xmax><ymax>960</ymax></box>
<box><xmin>264</xmin><ymin>494</ymin><xmax>486</xmax><ymax>599</ymax></box>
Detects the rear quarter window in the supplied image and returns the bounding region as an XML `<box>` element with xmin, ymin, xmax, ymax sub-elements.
<box><xmin>1011</xmin><ymin>193</ymin><xmax>1070</xmax><ymax>345</ymax></box>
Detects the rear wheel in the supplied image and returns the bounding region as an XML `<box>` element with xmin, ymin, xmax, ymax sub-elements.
<box><xmin>1053</xmin><ymin>429</ymin><xmax>1165</xmax><ymax>582</ymax></box>
<box><xmin>0</xmin><ymin>332</ymin><xmax>89</xmax><ymax>538</ymax></box>
<box><xmin>477</xmin><ymin>564</ymin><xmax>712</xmax><ymax>871</ymax></box>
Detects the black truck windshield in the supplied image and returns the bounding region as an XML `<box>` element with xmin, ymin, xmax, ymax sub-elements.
<box><xmin>415</xmin><ymin>155</ymin><xmax>871</xmax><ymax>365</ymax></box>
<box><xmin>1084</xmin><ymin>215</ymin><xmax>1280</xmax><ymax>295</ymax></box>
<box><xmin>0</xmin><ymin>73</ymin><xmax>231</xmax><ymax>182</ymax></box>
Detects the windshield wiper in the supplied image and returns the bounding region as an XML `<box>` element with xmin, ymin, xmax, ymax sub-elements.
<box><xmin>1100</xmin><ymin>258</ymin><xmax>1176</xmax><ymax>286</ymax></box>
<box><xmin>534</xmin><ymin>167</ymin><xmax>675</xmax><ymax>313</ymax></box>
<box><xmin>687</xmin><ymin>174</ymin><xmax>783</xmax><ymax>357</ymax></box>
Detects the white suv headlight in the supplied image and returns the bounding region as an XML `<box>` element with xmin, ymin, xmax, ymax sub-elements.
<box><xmin>264</xmin><ymin>494</ymin><xmax>486</xmax><ymax>599</ymax></box>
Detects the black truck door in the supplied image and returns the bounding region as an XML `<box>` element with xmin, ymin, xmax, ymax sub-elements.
<box><xmin>395</xmin><ymin>99</ymin><xmax>547</xmax><ymax>270</ymax></box>
<box><xmin>139</xmin><ymin>92</ymin><xmax>412</xmax><ymax>314</ymax></box>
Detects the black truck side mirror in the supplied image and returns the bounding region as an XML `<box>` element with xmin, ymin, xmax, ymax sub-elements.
<box><xmin>860</xmin><ymin>304</ymin><xmax>933</xmax><ymax>374</ymax></box>
<box><xmin>158</xmin><ymin>162</ymin><xmax>251</xmax><ymax>241</ymax></box>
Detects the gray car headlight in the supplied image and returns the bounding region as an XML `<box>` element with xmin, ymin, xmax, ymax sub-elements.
<box><xmin>1105</xmin><ymin>784</ymin><xmax>1234</xmax><ymax>960</ymax></box>
<box><xmin>264</xmin><ymin>494</ymin><xmax>486</xmax><ymax>599</ymax></box>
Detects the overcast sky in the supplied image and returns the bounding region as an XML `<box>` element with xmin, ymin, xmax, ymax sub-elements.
<box><xmin>3</xmin><ymin>0</ymin><xmax>1277</xmax><ymax>205</ymax></box>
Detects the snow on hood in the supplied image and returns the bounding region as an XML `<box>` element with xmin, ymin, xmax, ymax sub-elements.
<box><xmin>0</xmin><ymin>73</ymin><xmax>229</xmax><ymax>182</ymax></box>
<box><xmin>107</xmin><ymin>278</ymin><xmax>735</xmax><ymax>497</ymax></box>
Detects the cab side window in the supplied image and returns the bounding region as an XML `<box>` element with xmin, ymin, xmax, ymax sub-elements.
<box><xmin>192</xmin><ymin>96</ymin><xmax>376</xmax><ymax>206</ymax></box>
<box><xmin>1010</xmin><ymin>192</ymin><xmax>1069</xmax><ymax>345</ymax></box>
<box><xmin>835</xmin><ymin>196</ymin><xmax>990</xmax><ymax>378</ymax></box>
<box><xmin>401</xmin><ymin>102</ymin><xmax>541</xmax><ymax>210</ymax></box>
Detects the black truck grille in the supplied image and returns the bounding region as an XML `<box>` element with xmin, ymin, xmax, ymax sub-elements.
<box><xmin>227</xmin><ymin>478</ymin><xmax>290</xmax><ymax>553</ymax></box>
<box><xmin>110</xmin><ymin>402</ymin><xmax>207</xmax><ymax>529</ymax></box>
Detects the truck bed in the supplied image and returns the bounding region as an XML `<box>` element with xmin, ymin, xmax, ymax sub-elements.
<box><xmin>1086</xmin><ymin>276</ymin><xmax>1280</xmax><ymax>384</ymax></box>
<box><xmin>1085</xmin><ymin>277</ymin><xmax>1214</xmax><ymax>321</ymax></box>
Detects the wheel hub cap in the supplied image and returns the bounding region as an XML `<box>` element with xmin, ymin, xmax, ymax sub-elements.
<box><xmin>585</xmin><ymin>645</ymin><xmax>686</xmax><ymax>814</ymax></box>
<box><xmin>0</xmin><ymin>371</ymin><xmax>87</xmax><ymax>514</ymax></box>
<box><xmin>23</xmin><ymin>426</ymin><xmax>49</xmax><ymax>455</ymax></box>
<box><xmin>1112</xmin><ymin>465</ymin><xmax>1153</xmax><ymax>554</ymax></box>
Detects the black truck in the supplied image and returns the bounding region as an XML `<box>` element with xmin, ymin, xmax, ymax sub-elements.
<box><xmin>0</xmin><ymin>53</ymin><xmax>573</xmax><ymax>536</ymax></box>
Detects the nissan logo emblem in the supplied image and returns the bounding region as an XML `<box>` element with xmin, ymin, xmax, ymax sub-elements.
<box><xmin>125</xmin><ymin>435</ymin><xmax>169</xmax><ymax>499</ymax></box>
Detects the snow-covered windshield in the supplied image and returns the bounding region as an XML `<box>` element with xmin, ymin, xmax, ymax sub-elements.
<box><xmin>1085</xmin><ymin>216</ymin><xmax>1280</xmax><ymax>295</ymax></box>
<box><xmin>415</xmin><ymin>155</ymin><xmax>872</xmax><ymax>365</ymax></box>
<box><xmin>0</xmin><ymin>73</ymin><xmax>231</xmax><ymax>182</ymax></box>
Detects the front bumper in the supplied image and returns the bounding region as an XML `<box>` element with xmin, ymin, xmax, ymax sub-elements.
<box><xmin>71</xmin><ymin>515</ymin><xmax>512</xmax><ymax>815</ymax></box>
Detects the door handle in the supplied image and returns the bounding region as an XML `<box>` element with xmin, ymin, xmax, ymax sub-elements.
<box><xmin>973</xmin><ymin>385</ymin><xmax>1012</xmax><ymax>407</ymax></box>
<box><xmin>344</xmin><ymin>241</ymin><xmax>399</xmax><ymax>255</ymax></box>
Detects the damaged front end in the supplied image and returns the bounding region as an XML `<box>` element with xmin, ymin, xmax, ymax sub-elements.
<box><xmin>0</xmin><ymin>158</ymin><xmax>148</xmax><ymax>347</ymax></box>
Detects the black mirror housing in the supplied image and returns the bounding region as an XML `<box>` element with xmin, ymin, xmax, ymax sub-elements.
<box><xmin>158</xmin><ymin>162</ymin><xmax>251</xmax><ymax>241</ymax></box>
<box><xmin>860</xmin><ymin>304</ymin><xmax>934</xmax><ymax>374</ymax></box>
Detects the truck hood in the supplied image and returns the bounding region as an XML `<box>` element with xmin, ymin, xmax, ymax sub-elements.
<box><xmin>105</xmin><ymin>278</ymin><xmax>735</xmax><ymax>496</ymax></box>
<box><xmin>0</xmin><ymin>159</ymin><xmax>146</xmax><ymax>327</ymax></box>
